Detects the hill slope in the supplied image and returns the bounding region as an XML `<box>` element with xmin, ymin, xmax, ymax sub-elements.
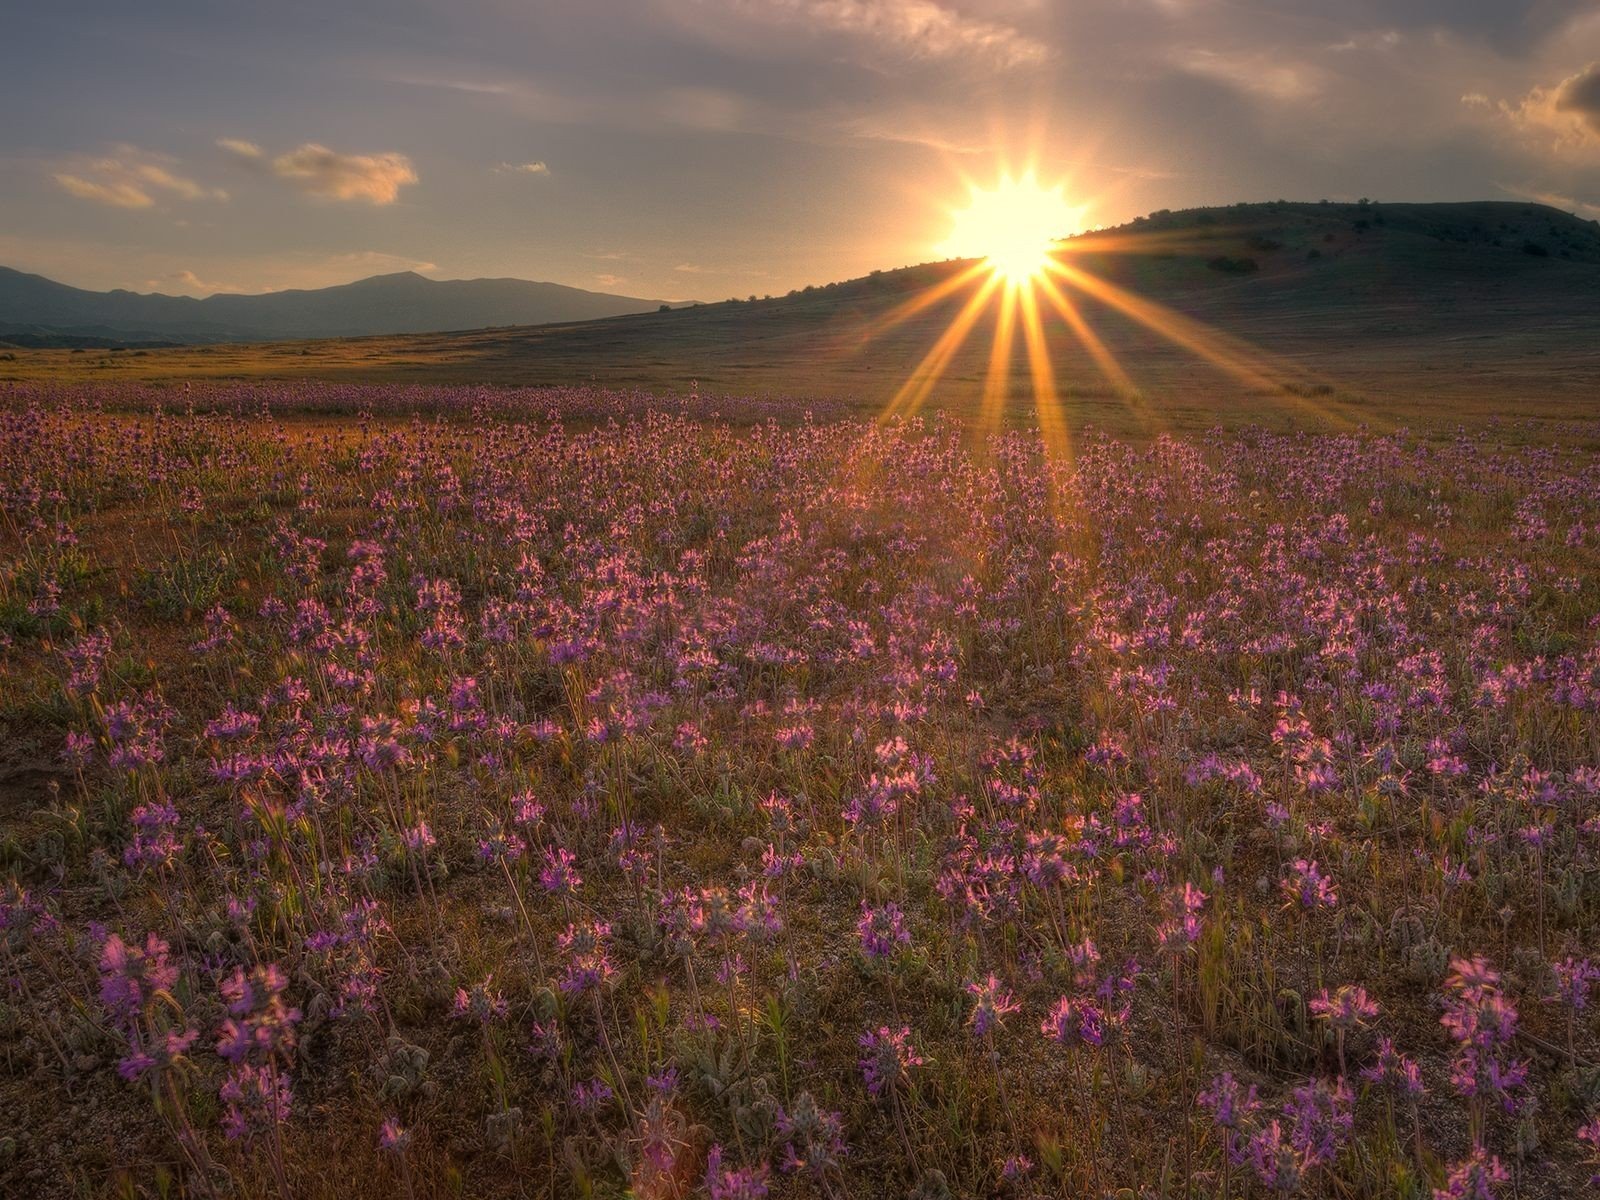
<box><xmin>0</xmin><ymin>268</ymin><xmax>677</xmax><ymax>344</ymax></box>
<box><xmin>6</xmin><ymin>201</ymin><xmax>1600</xmax><ymax>427</ymax></box>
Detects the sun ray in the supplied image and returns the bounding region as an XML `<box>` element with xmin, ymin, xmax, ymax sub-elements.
<box><xmin>860</xmin><ymin>260</ymin><xmax>993</xmax><ymax>345</ymax></box>
<box><xmin>1032</xmin><ymin>268</ymin><xmax>1174</xmax><ymax>437</ymax></box>
<box><xmin>1033</xmin><ymin>267</ymin><xmax>1135</xmax><ymax>397</ymax></box>
<box><xmin>1046</xmin><ymin>258</ymin><xmax>1368</xmax><ymax>427</ymax></box>
<box><xmin>1045</xmin><ymin>258</ymin><xmax>1287</xmax><ymax>396</ymax></box>
<box><xmin>1017</xmin><ymin>277</ymin><xmax>1073</xmax><ymax>474</ymax></box>
<box><xmin>980</xmin><ymin>282</ymin><xmax>1020</xmax><ymax>436</ymax></box>
<box><xmin>1058</xmin><ymin>225</ymin><xmax>1266</xmax><ymax>258</ymax></box>
<box><xmin>879</xmin><ymin>272</ymin><xmax>1002</xmax><ymax>423</ymax></box>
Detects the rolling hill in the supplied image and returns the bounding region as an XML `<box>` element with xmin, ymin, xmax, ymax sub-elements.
<box><xmin>0</xmin><ymin>267</ymin><xmax>679</xmax><ymax>345</ymax></box>
<box><xmin>6</xmin><ymin>200</ymin><xmax>1600</xmax><ymax>429</ymax></box>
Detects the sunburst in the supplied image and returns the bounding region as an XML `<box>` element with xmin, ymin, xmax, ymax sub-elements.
<box><xmin>876</xmin><ymin>167</ymin><xmax>1335</xmax><ymax>446</ymax></box>
<box><xmin>938</xmin><ymin>172</ymin><xmax>1082</xmax><ymax>287</ymax></box>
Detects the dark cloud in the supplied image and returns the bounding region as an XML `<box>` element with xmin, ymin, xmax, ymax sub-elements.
<box><xmin>1556</xmin><ymin>62</ymin><xmax>1600</xmax><ymax>133</ymax></box>
<box><xmin>1266</xmin><ymin>0</ymin><xmax>1594</xmax><ymax>51</ymax></box>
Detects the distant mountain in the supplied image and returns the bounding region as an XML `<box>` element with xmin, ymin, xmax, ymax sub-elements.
<box><xmin>0</xmin><ymin>268</ymin><xmax>680</xmax><ymax>346</ymax></box>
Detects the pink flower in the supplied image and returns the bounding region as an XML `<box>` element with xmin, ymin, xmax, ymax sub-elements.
<box><xmin>965</xmin><ymin>973</ymin><xmax>1020</xmax><ymax>1038</ymax></box>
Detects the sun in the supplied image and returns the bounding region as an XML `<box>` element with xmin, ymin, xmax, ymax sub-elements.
<box><xmin>939</xmin><ymin>171</ymin><xmax>1082</xmax><ymax>285</ymax></box>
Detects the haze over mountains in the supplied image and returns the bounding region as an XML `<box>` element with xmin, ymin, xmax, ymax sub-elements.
<box><xmin>0</xmin><ymin>268</ymin><xmax>679</xmax><ymax>347</ymax></box>
<box><xmin>6</xmin><ymin>201</ymin><xmax>1600</xmax><ymax>427</ymax></box>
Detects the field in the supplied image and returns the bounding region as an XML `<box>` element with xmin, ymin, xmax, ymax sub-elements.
<box><xmin>3</xmin><ymin>381</ymin><xmax>1600</xmax><ymax>1199</ymax></box>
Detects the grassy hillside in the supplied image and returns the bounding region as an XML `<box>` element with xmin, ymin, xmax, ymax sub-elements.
<box><xmin>5</xmin><ymin>201</ymin><xmax>1599</xmax><ymax>431</ymax></box>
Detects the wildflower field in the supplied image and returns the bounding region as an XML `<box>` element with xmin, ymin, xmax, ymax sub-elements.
<box><xmin>3</xmin><ymin>382</ymin><xmax>1600</xmax><ymax>1199</ymax></box>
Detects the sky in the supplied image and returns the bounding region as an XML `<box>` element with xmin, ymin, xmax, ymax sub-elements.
<box><xmin>4</xmin><ymin>0</ymin><xmax>1600</xmax><ymax>301</ymax></box>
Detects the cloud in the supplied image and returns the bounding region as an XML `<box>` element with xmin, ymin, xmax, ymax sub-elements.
<box><xmin>144</xmin><ymin>269</ymin><xmax>250</xmax><ymax>296</ymax></box>
<box><xmin>834</xmin><ymin>112</ymin><xmax>993</xmax><ymax>154</ymax></box>
<box><xmin>1554</xmin><ymin>62</ymin><xmax>1600</xmax><ymax>136</ymax></box>
<box><xmin>264</xmin><ymin>143</ymin><xmax>418</xmax><ymax>203</ymax></box>
<box><xmin>132</xmin><ymin>163</ymin><xmax>222</xmax><ymax>202</ymax></box>
<box><xmin>1492</xmin><ymin>63</ymin><xmax>1600</xmax><ymax>159</ymax></box>
<box><xmin>714</xmin><ymin>0</ymin><xmax>1050</xmax><ymax>68</ymax></box>
<box><xmin>659</xmin><ymin>86</ymin><xmax>748</xmax><ymax>131</ymax></box>
<box><xmin>381</xmin><ymin>74</ymin><xmax>523</xmax><ymax>98</ymax></box>
<box><xmin>321</xmin><ymin>250</ymin><xmax>438</xmax><ymax>275</ymax></box>
<box><xmin>52</xmin><ymin>147</ymin><xmax>227</xmax><ymax>208</ymax></box>
<box><xmin>495</xmin><ymin>160</ymin><xmax>550</xmax><ymax>175</ymax></box>
<box><xmin>171</xmin><ymin>269</ymin><xmax>225</xmax><ymax>292</ymax></box>
<box><xmin>216</xmin><ymin>138</ymin><xmax>264</xmax><ymax>161</ymax></box>
<box><xmin>1328</xmin><ymin>30</ymin><xmax>1402</xmax><ymax>53</ymax></box>
<box><xmin>593</xmin><ymin>273</ymin><xmax>626</xmax><ymax>288</ymax></box>
<box><xmin>1175</xmin><ymin>47</ymin><xmax>1322</xmax><ymax>101</ymax></box>
<box><xmin>53</xmin><ymin>173</ymin><xmax>154</xmax><ymax>209</ymax></box>
<box><xmin>673</xmin><ymin>261</ymin><xmax>770</xmax><ymax>279</ymax></box>
<box><xmin>220</xmin><ymin>136</ymin><xmax>422</xmax><ymax>204</ymax></box>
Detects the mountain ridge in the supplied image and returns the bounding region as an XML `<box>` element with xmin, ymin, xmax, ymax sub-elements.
<box><xmin>0</xmin><ymin>265</ymin><xmax>683</xmax><ymax>346</ymax></box>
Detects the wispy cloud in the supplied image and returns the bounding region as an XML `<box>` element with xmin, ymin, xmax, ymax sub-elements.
<box><xmin>144</xmin><ymin>268</ymin><xmax>249</xmax><ymax>296</ymax></box>
<box><xmin>659</xmin><ymin>86</ymin><xmax>749</xmax><ymax>131</ymax></box>
<box><xmin>52</xmin><ymin>146</ymin><xmax>227</xmax><ymax>209</ymax></box>
<box><xmin>713</xmin><ymin>0</ymin><xmax>1049</xmax><ymax>69</ymax></box>
<box><xmin>53</xmin><ymin>173</ymin><xmax>154</xmax><ymax>209</ymax></box>
<box><xmin>832</xmin><ymin>113</ymin><xmax>994</xmax><ymax>155</ymax></box>
<box><xmin>1175</xmin><ymin>47</ymin><xmax>1322</xmax><ymax>101</ymax></box>
<box><xmin>321</xmin><ymin>250</ymin><xmax>438</xmax><ymax>275</ymax></box>
<box><xmin>495</xmin><ymin>160</ymin><xmax>550</xmax><ymax>175</ymax></box>
<box><xmin>215</xmin><ymin>138</ymin><xmax>264</xmax><ymax>160</ymax></box>
<box><xmin>369</xmin><ymin>68</ymin><xmax>594</xmax><ymax>122</ymax></box>
<box><xmin>673</xmin><ymin>261</ymin><xmax>770</xmax><ymax>279</ymax></box>
<box><xmin>132</xmin><ymin>163</ymin><xmax>223</xmax><ymax>202</ymax></box>
<box><xmin>1328</xmin><ymin>30</ymin><xmax>1402</xmax><ymax>54</ymax></box>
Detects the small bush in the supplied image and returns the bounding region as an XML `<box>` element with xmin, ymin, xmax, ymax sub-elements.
<box><xmin>1206</xmin><ymin>256</ymin><xmax>1259</xmax><ymax>275</ymax></box>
